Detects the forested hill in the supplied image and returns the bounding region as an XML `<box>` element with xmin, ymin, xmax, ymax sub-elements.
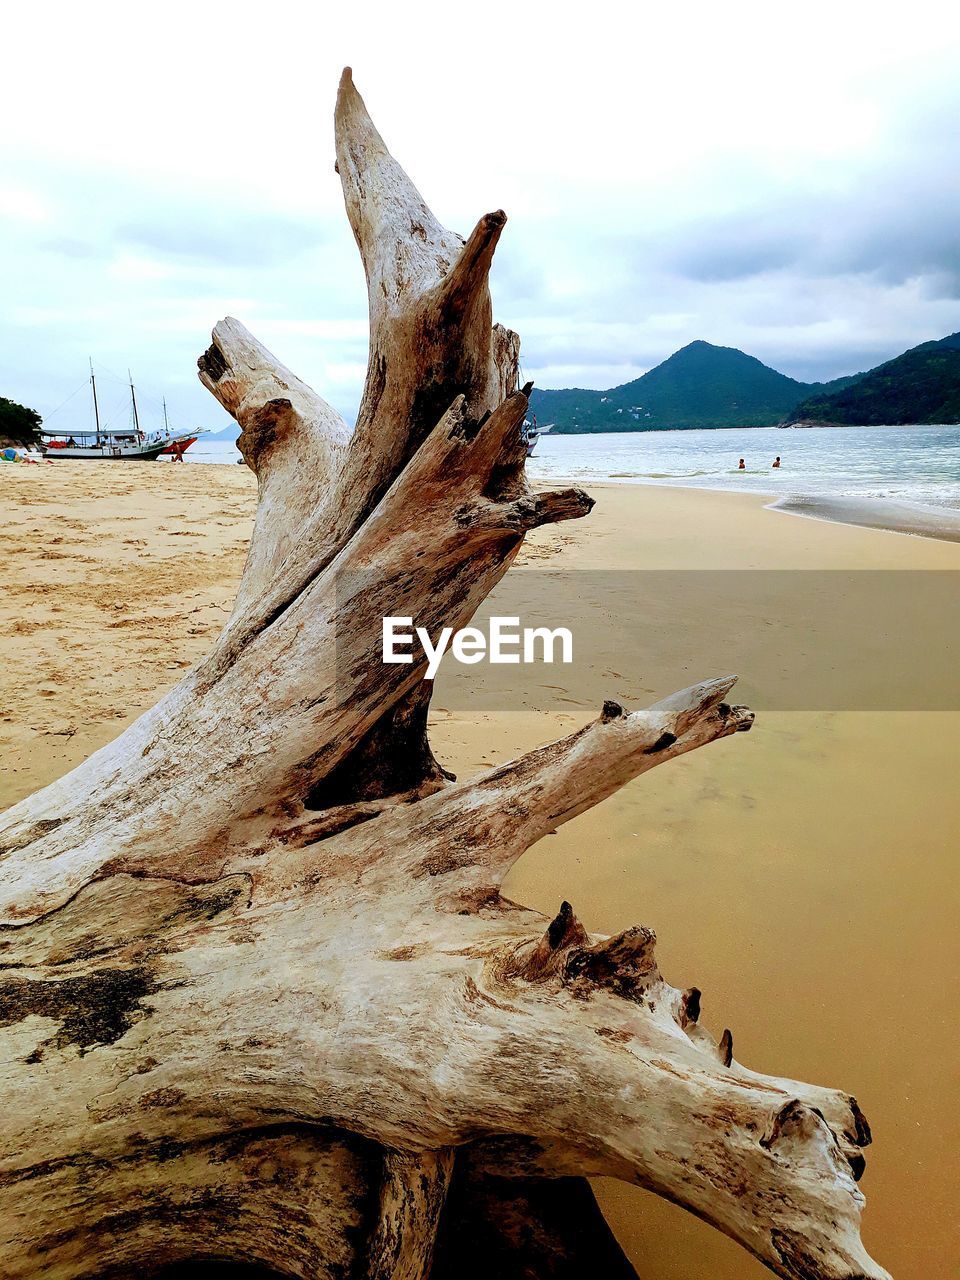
<box><xmin>786</xmin><ymin>332</ymin><xmax>960</xmax><ymax>425</ymax></box>
<box><xmin>0</xmin><ymin>397</ymin><xmax>41</xmax><ymax>448</ymax></box>
<box><xmin>530</xmin><ymin>341</ymin><xmax>856</xmax><ymax>433</ymax></box>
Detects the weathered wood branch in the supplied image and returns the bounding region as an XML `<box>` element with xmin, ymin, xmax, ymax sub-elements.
<box><xmin>197</xmin><ymin>316</ymin><xmax>349</xmax><ymax>616</ymax></box>
<box><xmin>396</xmin><ymin>675</ymin><xmax>754</xmax><ymax>885</ymax></box>
<box><xmin>0</xmin><ymin>69</ymin><xmax>889</xmax><ymax>1280</ymax></box>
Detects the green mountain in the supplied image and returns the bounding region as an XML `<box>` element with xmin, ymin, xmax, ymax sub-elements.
<box><xmin>0</xmin><ymin>396</ymin><xmax>41</xmax><ymax>448</ymax></box>
<box><xmin>530</xmin><ymin>341</ymin><xmax>856</xmax><ymax>433</ymax></box>
<box><xmin>787</xmin><ymin>333</ymin><xmax>960</xmax><ymax>425</ymax></box>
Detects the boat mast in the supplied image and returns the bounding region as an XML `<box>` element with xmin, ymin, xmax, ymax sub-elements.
<box><xmin>163</xmin><ymin>397</ymin><xmax>170</xmax><ymax>437</ymax></box>
<box><xmin>89</xmin><ymin>358</ymin><xmax>102</xmax><ymax>437</ymax></box>
<box><xmin>128</xmin><ymin>370</ymin><xmax>141</xmax><ymax>436</ymax></box>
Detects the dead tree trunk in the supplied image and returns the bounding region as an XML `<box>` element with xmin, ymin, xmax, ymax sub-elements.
<box><xmin>0</xmin><ymin>70</ymin><xmax>886</xmax><ymax>1280</ymax></box>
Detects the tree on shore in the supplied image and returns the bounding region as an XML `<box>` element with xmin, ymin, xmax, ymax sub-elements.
<box><xmin>0</xmin><ymin>395</ymin><xmax>41</xmax><ymax>447</ymax></box>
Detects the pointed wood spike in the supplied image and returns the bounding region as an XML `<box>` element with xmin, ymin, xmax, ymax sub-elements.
<box><xmin>680</xmin><ymin>986</ymin><xmax>702</xmax><ymax>1027</ymax></box>
<box><xmin>849</xmin><ymin>1097</ymin><xmax>872</xmax><ymax>1147</ymax></box>
<box><xmin>436</xmin><ymin>211</ymin><xmax>507</xmax><ymax>321</ymax></box>
<box><xmin>547</xmin><ymin>901</ymin><xmax>587</xmax><ymax>950</ymax></box>
<box><xmin>719</xmin><ymin>1028</ymin><xmax>734</xmax><ymax>1068</ymax></box>
<box><xmin>334</xmin><ymin>68</ymin><xmax>466</xmax><ymax>312</ymax></box>
<box><xmin>656</xmin><ymin>674</ymin><xmax>740</xmax><ymax>737</ymax></box>
<box><xmin>514</xmin><ymin>901</ymin><xmax>589</xmax><ymax>982</ymax></box>
<box><xmin>470</xmin><ymin>388</ymin><xmax>531</xmax><ymax>469</ymax></box>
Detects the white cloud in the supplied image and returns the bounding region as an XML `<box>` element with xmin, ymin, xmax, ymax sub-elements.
<box><xmin>1</xmin><ymin>0</ymin><xmax>959</xmax><ymax>425</ymax></box>
<box><xmin>0</xmin><ymin>186</ymin><xmax>53</xmax><ymax>223</ymax></box>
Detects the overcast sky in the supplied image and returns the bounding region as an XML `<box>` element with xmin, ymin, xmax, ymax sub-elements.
<box><xmin>2</xmin><ymin>0</ymin><xmax>959</xmax><ymax>434</ymax></box>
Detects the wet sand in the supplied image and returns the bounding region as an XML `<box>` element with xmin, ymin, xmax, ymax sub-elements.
<box><xmin>773</xmin><ymin>492</ymin><xmax>960</xmax><ymax>542</ymax></box>
<box><xmin>1</xmin><ymin>464</ymin><xmax>958</xmax><ymax>1279</ymax></box>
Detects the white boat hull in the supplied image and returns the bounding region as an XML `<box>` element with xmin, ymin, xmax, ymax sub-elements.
<box><xmin>42</xmin><ymin>441</ymin><xmax>170</xmax><ymax>461</ymax></box>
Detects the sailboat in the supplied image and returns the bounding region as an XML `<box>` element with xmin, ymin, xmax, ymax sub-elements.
<box><xmin>521</xmin><ymin>415</ymin><xmax>554</xmax><ymax>457</ymax></box>
<box><xmin>40</xmin><ymin>365</ymin><xmax>206</xmax><ymax>461</ymax></box>
<box><xmin>157</xmin><ymin>399</ymin><xmax>202</xmax><ymax>460</ymax></box>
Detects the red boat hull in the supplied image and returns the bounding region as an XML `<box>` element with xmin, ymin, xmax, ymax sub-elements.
<box><xmin>161</xmin><ymin>436</ymin><xmax>198</xmax><ymax>458</ymax></box>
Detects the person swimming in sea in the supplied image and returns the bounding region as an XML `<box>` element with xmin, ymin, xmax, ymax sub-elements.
<box><xmin>738</xmin><ymin>458</ymin><xmax>745</xmax><ymax>469</ymax></box>
<box><xmin>772</xmin><ymin>456</ymin><xmax>781</xmax><ymax>469</ymax></box>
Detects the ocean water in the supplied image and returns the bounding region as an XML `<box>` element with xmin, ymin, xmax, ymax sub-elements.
<box><xmin>184</xmin><ymin>438</ymin><xmax>243</xmax><ymax>465</ymax></box>
<box><xmin>528</xmin><ymin>424</ymin><xmax>960</xmax><ymax>510</ymax></box>
<box><xmin>187</xmin><ymin>424</ymin><xmax>960</xmax><ymax>511</ymax></box>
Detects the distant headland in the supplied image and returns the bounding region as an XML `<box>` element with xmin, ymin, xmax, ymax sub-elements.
<box><xmin>531</xmin><ymin>331</ymin><xmax>960</xmax><ymax>432</ymax></box>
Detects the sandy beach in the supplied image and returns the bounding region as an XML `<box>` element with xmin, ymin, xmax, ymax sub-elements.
<box><xmin>2</xmin><ymin>462</ymin><xmax>958</xmax><ymax>1280</ymax></box>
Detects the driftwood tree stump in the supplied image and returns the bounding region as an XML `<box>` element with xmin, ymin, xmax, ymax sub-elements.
<box><xmin>0</xmin><ymin>71</ymin><xmax>887</xmax><ymax>1280</ymax></box>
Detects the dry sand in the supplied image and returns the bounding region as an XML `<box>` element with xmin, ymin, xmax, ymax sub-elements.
<box><xmin>2</xmin><ymin>462</ymin><xmax>958</xmax><ymax>1279</ymax></box>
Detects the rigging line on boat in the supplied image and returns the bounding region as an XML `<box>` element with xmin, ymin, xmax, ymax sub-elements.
<box><xmin>83</xmin><ymin>364</ymin><xmax>136</xmax><ymax>430</ymax></box>
<box><xmin>98</xmin><ymin>391</ymin><xmax>137</xmax><ymax>432</ymax></box>
<box><xmin>86</xmin><ymin>370</ymin><xmax>148</xmax><ymax>434</ymax></box>
<box><xmin>134</xmin><ymin>386</ymin><xmax>183</xmax><ymax>428</ymax></box>
<box><xmin>91</xmin><ymin>358</ymin><xmax>184</xmax><ymax>431</ymax></box>
<box><xmin>42</xmin><ymin>380</ymin><xmax>90</xmax><ymax>420</ymax></box>
<box><xmin>90</xmin><ymin>363</ymin><xmax>153</xmax><ymax>429</ymax></box>
<box><xmin>91</xmin><ymin>357</ymin><xmax>137</xmax><ymax>388</ymax></box>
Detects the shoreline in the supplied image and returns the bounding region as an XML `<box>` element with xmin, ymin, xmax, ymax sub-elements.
<box><xmin>768</xmin><ymin>492</ymin><xmax>960</xmax><ymax>543</ymax></box>
<box><xmin>538</xmin><ymin>474</ymin><xmax>960</xmax><ymax>544</ymax></box>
